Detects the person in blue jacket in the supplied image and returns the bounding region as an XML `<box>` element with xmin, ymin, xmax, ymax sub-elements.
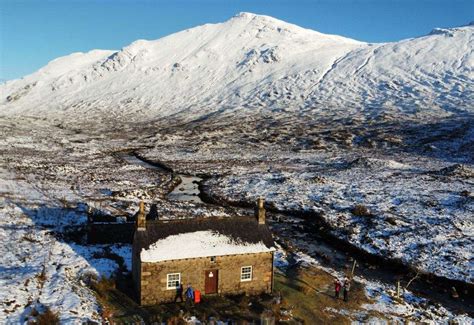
<box><xmin>185</xmin><ymin>283</ymin><xmax>194</xmax><ymax>307</ymax></box>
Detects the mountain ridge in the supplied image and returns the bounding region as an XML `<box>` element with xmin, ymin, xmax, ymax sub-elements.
<box><xmin>1</xmin><ymin>13</ymin><xmax>473</xmax><ymax>123</ymax></box>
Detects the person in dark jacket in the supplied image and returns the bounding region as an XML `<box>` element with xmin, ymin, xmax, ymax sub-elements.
<box><xmin>185</xmin><ymin>284</ymin><xmax>195</xmax><ymax>307</ymax></box>
<box><xmin>343</xmin><ymin>279</ymin><xmax>351</xmax><ymax>302</ymax></box>
<box><xmin>174</xmin><ymin>282</ymin><xmax>183</xmax><ymax>302</ymax></box>
<box><xmin>334</xmin><ymin>278</ymin><xmax>342</xmax><ymax>299</ymax></box>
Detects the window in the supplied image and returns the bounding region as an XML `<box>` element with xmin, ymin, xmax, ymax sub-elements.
<box><xmin>210</xmin><ymin>256</ymin><xmax>216</xmax><ymax>263</ymax></box>
<box><xmin>166</xmin><ymin>273</ymin><xmax>181</xmax><ymax>290</ymax></box>
<box><xmin>241</xmin><ymin>266</ymin><xmax>252</xmax><ymax>282</ymax></box>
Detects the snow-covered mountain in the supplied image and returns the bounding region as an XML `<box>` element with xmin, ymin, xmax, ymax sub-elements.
<box><xmin>1</xmin><ymin>13</ymin><xmax>473</xmax><ymax>122</ymax></box>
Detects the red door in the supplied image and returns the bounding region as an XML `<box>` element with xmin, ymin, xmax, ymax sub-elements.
<box><xmin>205</xmin><ymin>269</ymin><xmax>218</xmax><ymax>294</ymax></box>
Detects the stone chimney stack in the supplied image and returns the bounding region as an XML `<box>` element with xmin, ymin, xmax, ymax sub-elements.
<box><xmin>136</xmin><ymin>201</ymin><xmax>146</xmax><ymax>231</ymax></box>
<box><xmin>257</xmin><ymin>197</ymin><xmax>266</xmax><ymax>225</ymax></box>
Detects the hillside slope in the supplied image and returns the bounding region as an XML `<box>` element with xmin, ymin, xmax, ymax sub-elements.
<box><xmin>1</xmin><ymin>13</ymin><xmax>473</xmax><ymax>122</ymax></box>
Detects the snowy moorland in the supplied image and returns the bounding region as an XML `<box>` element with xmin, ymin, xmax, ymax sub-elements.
<box><xmin>202</xmin><ymin>154</ymin><xmax>473</xmax><ymax>283</ymax></box>
<box><xmin>1</xmin><ymin>12</ymin><xmax>473</xmax><ymax>323</ymax></box>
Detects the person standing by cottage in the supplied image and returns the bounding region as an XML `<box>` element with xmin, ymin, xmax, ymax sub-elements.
<box><xmin>343</xmin><ymin>278</ymin><xmax>351</xmax><ymax>302</ymax></box>
<box><xmin>334</xmin><ymin>278</ymin><xmax>342</xmax><ymax>299</ymax></box>
<box><xmin>174</xmin><ymin>282</ymin><xmax>184</xmax><ymax>302</ymax></box>
<box><xmin>185</xmin><ymin>283</ymin><xmax>195</xmax><ymax>307</ymax></box>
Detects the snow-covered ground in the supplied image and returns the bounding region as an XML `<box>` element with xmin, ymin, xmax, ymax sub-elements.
<box><xmin>1</xmin><ymin>115</ymin><xmax>472</xmax><ymax>322</ymax></box>
<box><xmin>0</xmin><ymin>165</ymin><xmax>130</xmax><ymax>323</ymax></box>
<box><xmin>203</xmin><ymin>154</ymin><xmax>474</xmax><ymax>284</ymax></box>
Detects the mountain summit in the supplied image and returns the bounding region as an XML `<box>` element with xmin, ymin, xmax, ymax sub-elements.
<box><xmin>1</xmin><ymin>13</ymin><xmax>473</xmax><ymax>123</ymax></box>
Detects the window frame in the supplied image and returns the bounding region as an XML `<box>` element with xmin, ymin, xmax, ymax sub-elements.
<box><xmin>166</xmin><ymin>272</ymin><xmax>181</xmax><ymax>290</ymax></box>
<box><xmin>240</xmin><ymin>266</ymin><xmax>253</xmax><ymax>282</ymax></box>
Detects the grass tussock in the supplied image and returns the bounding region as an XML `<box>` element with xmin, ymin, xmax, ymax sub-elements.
<box><xmin>351</xmin><ymin>204</ymin><xmax>371</xmax><ymax>217</ymax></box>
<box><xmin>35</xmin><ymin>307</ymin><xmax>60</xmax><ymax>325</ymax></box>
<box><xmin>35</xmin><ymin>269</ymin><xmax>47</xmax><ymax>287</ymax></box>
<box><xmin>90</xmin><ymin>276</ymin><xmax>115</xmax><ymax>298</ymax></box>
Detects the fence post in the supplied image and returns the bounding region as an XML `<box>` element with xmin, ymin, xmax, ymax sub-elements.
<box><xmin>350</xmin><ymin>260</ymin><xmax>357</xmax><ymax>279</ymax></box>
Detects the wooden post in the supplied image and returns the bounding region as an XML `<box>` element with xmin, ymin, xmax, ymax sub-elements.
<box><xmin>350</xmin><ymin>260</ymin><xmax>357</xmax><ymax>280</ymax></box>
<box><xmin>397</xmin><ymin>280</ymin><xmax>401</xmax><ymax>298</ymax></box>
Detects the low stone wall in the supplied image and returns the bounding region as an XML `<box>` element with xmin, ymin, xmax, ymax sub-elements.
<box><xmin>87</xmin><ymin>222</ymin><xmax>135</xmax><ymax>244</ymax></box>
<box><xmin>138</xmin><ymin>252</ymin><xmax>274</xmax><ymax>305</ymax></box>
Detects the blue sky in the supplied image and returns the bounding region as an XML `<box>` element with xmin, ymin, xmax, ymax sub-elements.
<box><xmin>1</xmin><ymin>0</ymin><xmax>472</xmax><ymax>81</ymax></box>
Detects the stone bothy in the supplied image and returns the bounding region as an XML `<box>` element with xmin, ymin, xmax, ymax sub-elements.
<box><xmin>132</xmin><ymin>200</ymin><xmax>275</xmax><ymax>305</ymax></box>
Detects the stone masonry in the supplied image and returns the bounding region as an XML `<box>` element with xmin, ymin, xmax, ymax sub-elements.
<box><xmin>137</xmin><ymin>251</ymin><xmax>274</xmax><ymax>305</ymax></box>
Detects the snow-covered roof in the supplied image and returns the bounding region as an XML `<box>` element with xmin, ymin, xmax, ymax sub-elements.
<box><xmin>133</xmin><ymin>216</ymin><xmax>275</xmax><ymax>262</ymax></box>
<box><xmin>140</xmin><ymin>230</ymin><xmax>274</xmax><ymax>262</ymax></box>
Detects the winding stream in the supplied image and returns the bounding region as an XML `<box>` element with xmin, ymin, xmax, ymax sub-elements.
<box><xmin>118</xmin><ymin>152</ymin><xmax>204</xmax><ymax>203</ymax></box>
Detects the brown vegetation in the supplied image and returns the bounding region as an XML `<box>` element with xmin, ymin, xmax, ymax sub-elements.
<box><xmin>351</xmin><ymin>204</ymin><xmax>371</xmax><ymax>216</ymax></box>
<box><xmin>90</xmin><ymin>276</ymin><xmax>115</xmax><ymax>298</ymax></box>
<box><xmin>33</xmin><ymin>307</ymin><xmax>60</xmax><ymax>325</ymax></box>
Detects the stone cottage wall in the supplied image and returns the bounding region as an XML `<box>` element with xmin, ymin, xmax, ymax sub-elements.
<box><xmin>132</xmin><ymin>238</ymin><xmax>141</xmax><ymax>298</ymax></box>
<box><xmin>138</xmin><ymin>251</ymin><xmax>274</xmax><ymax>305</ymax></box>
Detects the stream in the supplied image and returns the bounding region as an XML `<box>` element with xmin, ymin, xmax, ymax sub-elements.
<box><xmin>119</xmin><ymin>151</ymin><xmax>473</xmax><ymax>316</ymax></box>
<box><xmin>118</xmin><ymin>152</ymin><xmax>204</xmax><ymax>203</ymax></box>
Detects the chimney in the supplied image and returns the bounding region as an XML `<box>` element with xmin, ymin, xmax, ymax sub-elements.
<box><xmin>256</xmin><ymin>197</ymin><xmax>266</xmax><ymax>225</ymax></box>
<box><xmin>136</xmin><ymin>201</ymin><xmax>146</xmax><ymax>230</ymax></box>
